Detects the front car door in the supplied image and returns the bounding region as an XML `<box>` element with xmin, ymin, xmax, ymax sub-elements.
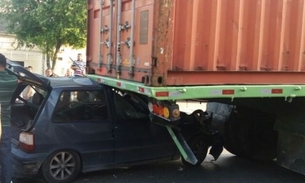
<box><xmin>110</xmin><ymin>89</ymin><xmax>177</xmax><ymax>163</ymax></box>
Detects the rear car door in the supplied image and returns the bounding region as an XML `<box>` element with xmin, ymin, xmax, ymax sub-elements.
<box><xmin>51</xmin><ymin>88</ymin><xmax>115</xmax><ymax>169</ymax></box>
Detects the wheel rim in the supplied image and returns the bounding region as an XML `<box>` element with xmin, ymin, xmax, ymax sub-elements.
<box><xmin>49</xmin><ymin>152</ymin><xmax>76</xmax><ymax>181</ymax></box>
<box><xmin>193</xmin><ymin>141</ymin><xmax>207</xmax><ymax>162</ymax></box>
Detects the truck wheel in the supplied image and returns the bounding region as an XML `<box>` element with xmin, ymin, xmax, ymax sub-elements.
<box><xmin>182</xmin><ymin>135</ymin><xmax>208</xmax><ymax>166</ymax></box>
<box><xmin>224</xmin><ymin>107</ymin><xmax>278</xmax><ymax>161</ymax></box>
<box><xmin>42</xmin><ymin>150</ymin><xmax>81</xmax><ymax>183</ymax></box>
<box><xmin>223</xmin><ymin>110</ymin><xmax>242</xmax><ymax>156</ymax></box>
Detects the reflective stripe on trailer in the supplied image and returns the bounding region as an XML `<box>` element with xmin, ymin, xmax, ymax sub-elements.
<box><xmin>116</xmin><ymin>82</ymin><xmax>126</xmax><ymax>88</ymax></box>
<box><xmin>210</xmin><ymin>89</ymin><xmax>235</xmax><ymax>95</ymax></box>
<box><xmin>138</xmin><ymin>87</ymin><xmax>152</xmax><ymax>95</ymax></box>
<box><xmin>222</xmin><ymin>90</ymin><xmax>235</xmax><ymax>95</ymax></box>
<box><xmin>261</xmin><ymin>89</ymin><xmax>283</xmax><ymax>94</ymax></box>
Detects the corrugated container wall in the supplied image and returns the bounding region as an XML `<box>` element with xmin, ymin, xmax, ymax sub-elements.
<box><xmin>87</xmin><ymin>0</ymin><xmax>305</xmax><ymax>86</ymax></box>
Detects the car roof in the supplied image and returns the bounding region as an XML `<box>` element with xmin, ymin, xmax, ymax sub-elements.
<box><xmin>6</xmin><ymin>60</ymin><xmax>101</xmax><ymax>89</ymax></box>
<box><xmin>47</xmin><ymin>77</ymin><xmax>101</xmax><ymax>88</ymax></box>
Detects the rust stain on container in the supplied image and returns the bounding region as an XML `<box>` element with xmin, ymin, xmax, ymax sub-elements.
<box><xmin>87</xmin><ymin>0</ymin><xmax>305</xmax><ymax>86</ymax></box>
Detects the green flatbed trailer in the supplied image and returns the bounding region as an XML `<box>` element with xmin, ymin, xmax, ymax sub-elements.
<box><xmin>88</xmin><ymin>74</ymin><xmax>305</xmax><ymax>176</ymax></box>
<box><xmin>88</xmin><ymin>74</ymin><xmax>302</xmax><ymax>100</ymax></box>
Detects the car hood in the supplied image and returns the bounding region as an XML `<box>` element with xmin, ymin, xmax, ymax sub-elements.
<box><xmin>6</xmin><ymin>60</ymin><xmax>50</xmax><ymax>88</ymax></box>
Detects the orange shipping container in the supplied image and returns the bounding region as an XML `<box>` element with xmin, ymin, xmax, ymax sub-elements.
<box><xmin>87</xmin><ymin>0</ymin><xmax>305</xmax><ymax>86</ymax></box>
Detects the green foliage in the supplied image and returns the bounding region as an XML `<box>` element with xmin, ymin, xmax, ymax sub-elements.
<box><xmin>0</xmin><ymin>0</ymin><xmax>87</xmax><ymax>69</ymax></box>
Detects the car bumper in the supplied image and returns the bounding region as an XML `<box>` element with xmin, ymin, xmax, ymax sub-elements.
<box><xmin>12</xmin><ymin>146</ymin><xmax>47</xmax><ymax>177</ymax></box>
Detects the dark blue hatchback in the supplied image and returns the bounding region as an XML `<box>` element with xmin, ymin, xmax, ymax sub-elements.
<box><xmin>8</xmin><ymin>63</ymin><xmax>219</xmax><ymax>183</ymax></box>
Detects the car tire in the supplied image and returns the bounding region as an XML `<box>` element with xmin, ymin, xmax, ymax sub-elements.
<box><xmin>182</xmin><ymin>135</ymin><xmax>208</xmax><ymax>166</ymax></box>
<box><xmin>42</xmin><ymin>150</ymin><xmax>82</xmax><ymax>183</ymax></box>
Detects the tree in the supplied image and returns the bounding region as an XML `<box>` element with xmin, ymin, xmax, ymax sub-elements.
<box><xmin>0</xmin><ymin>0</ymin><xmax>87</xmax><ymax>69</ymax></box>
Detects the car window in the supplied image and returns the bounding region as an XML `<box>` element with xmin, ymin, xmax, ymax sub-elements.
<box><xmin>113</xmin><ymin>91</ymin><xmax>147</xmax><ymax>120</ymax></box>
<box><xmin>15</xmin><ymin>84</ymin><xmax>46</xmax><ymax>105</ymax></box>
<box><xmin>52</xmin><ymin>90</ymin><xmax>108</xmax><ymax>122</ymax></box>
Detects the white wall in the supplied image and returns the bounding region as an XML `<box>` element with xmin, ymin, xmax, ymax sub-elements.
<box><xmin>54</xmin><ymin>46</ymin><xmax>86</xmax><ymax>76</ymax></box>
<box><xmin>0</xmin><ymin>34</ymin><xmax>45</xmax><ymax>74</ymax></box>
<box><xmin>0</xmin><ymin>33</ymin><xmax>86</xmax><ymax>76</ymax></box>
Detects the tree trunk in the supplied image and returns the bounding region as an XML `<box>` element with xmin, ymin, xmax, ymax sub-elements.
<box><xmin>46</xmin><ymin>52</ymin><xmax>51</xmax><ymax>69</ymax></box>
<box><xmin>51</xmin><ymin>42</ymin><xmax>62</xmax><ymax>70</ymax></box>
<box><xmin>46</xmin><ymin>45</ymin><xmax>51</xmax><ymax>69</ymax></box>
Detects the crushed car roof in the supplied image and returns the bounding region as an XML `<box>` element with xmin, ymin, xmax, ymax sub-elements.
<box><xmin>6</xmin><ymin>60</ymin><xmax>100</xmax><ymax>88</ymax></box>
<box><xmin>47</xmin><ymin>76</ymin><xmax>101</xmax><ymax>88</ymax></box>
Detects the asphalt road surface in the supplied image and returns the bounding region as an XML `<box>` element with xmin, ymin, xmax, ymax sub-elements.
<box><xmin>16</xmin><ymin>150</ymin><xmax>305</xmax><ymax>183</ymax></box>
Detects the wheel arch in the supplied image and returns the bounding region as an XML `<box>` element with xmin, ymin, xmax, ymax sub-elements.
<box><xmin>38</xmin><ymin>148</ymin><xmax>84</xmax><ymax>176</ymax></box>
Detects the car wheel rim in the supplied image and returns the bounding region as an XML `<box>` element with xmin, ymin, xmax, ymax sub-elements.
<box><xmin>49</xmin><ymin>152</ymin><xmax>76</xmax><ymax>180</ymax></box>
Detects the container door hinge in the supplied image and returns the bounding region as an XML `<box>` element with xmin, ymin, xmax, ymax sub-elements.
<box><xmin>100</xmin><ymin>25</ymin><xmax>109</xmax><ymax>33</ymax></box>
<box><xmin>119</xmin><ymin>21</ymin><xmax>131</xmax><ymax>31</ymax></box>
<box><xmin>121</xmin><ymin>37</ymin><xmax>131</xmax><ymax>49</ymax></box>
<box><xmin>101</xmin><ymin>38</ymin><xmax>110</xmax><ymax>48</ymax></box>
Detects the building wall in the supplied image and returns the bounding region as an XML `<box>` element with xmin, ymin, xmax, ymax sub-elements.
<box><xmin>0</xmin><ymin>33</ymin><xmax>86</xmax><ymax>76</ymax></box>
<box><xmin>0</xmin><ymin>33</ymin><xmax>45</xmax><ymax>74</ymax></box>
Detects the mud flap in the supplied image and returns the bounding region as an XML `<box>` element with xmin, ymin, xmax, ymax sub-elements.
<box><xmin>275</xmin><ymin>104</ymin><xmax>305</xmax><ymax>175</ymax></box>
<box><xmin>276</xmin><ymin>130</ymin><xmax>305</xmax><ymax>175</ymax></box>
<box><xmin>166</xmin><ymin>126</ymin><xmax>198</xmax><ymax>165</ymax></box>
<box><xmin>209</xmin><ymin>133</ymin><xmax>223</xmax><ymax>160</ymax></box>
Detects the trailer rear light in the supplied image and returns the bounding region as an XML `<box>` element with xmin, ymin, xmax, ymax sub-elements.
<box><xmin>148</xmin><ymin>100</ymin><xmax>180</xmax><ymax>121</ymax></box>
<box><xmin>163</xmin><ymin>107</ymin><xmax>170</xmax><ymax>118</ymax></box>
<box><xmin>159</xmin><ymin>106</ymin><xmax>165</xmax><ymax>116</ymax></box>
<box><xmin>152</xmin><ymin>104</ymin><xmax>159</xmax><ymax>114</ymax></box>
<box><xmin>19</xmin><ymin>132</ymin><xmax>35</xmax><ymax>152</ymax></box>
<box><xmin>172</xmin><ymin>109</ymin><xmax>180</xmax><ymax>118</ymax></box>
<box><xmin>155</xmin><ymin>91</ymin><xmax>169</xmax><ymax>97</ymax></box>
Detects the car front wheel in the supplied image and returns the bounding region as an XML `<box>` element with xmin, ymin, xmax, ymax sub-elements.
<box><xmin>42</xmin><ymin>150</ymin><xmax>81</xmax><ymax>183</ymax></box>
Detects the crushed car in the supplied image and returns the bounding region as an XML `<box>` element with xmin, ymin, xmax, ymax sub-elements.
<box><xmin>7</xmin><ymin>61</ymin><xmax>223</xmax><ymax>183</ymax></box>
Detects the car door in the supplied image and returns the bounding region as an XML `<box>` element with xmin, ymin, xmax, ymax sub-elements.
<box><xmin>51</xmin><ymin>88</ymin><xmax>115</xmax><ymax>169</ymax></box>
<box><xmin>110</xmin><ymin>89</ymin><xmax>176</xmax><ymax>163</ymax></box>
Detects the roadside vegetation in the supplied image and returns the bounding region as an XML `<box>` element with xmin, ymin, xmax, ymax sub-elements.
<box><xmin>0</xmin><ymin>0</ymin><xmax>87</xmax><ymax>69</ymax></box>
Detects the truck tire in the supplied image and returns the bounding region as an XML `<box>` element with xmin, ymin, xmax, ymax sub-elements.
<box><xmin>223</xmin><ymin>111</ymin><xmax>242</xmax><ymax>156</ymax></box>
<box><xmin>224</xmin><ymin>106</ymin><xmax>278</xmax><ymax>161</ymax></box>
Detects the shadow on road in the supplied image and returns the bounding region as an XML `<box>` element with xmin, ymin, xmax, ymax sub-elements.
<box><xmin>13</xmin><ymin>153</ymin><xmax>305</xmax><ymax>183</ymax></box>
